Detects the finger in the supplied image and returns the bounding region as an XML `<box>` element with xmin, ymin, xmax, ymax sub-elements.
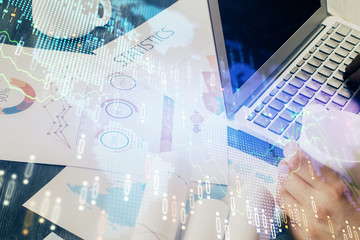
<box><xmin>281</xmin><ymin>164</ymin><xmax>316</xmax><ymax>205</ymax></box>
<box><xmin>276</xmin><ymin>182</ymin><xmax>303</xmax><ymax>224</ymax></box>
<box><xmin>315</xmin><ymin>163</ymin><xmax>341</xmax><ymax>186</ymax></box>
<box><xmin>347</xmin><ymin>68</ymin><xmax>360</xmax><ymax>93</ymax></box>
<box><xmin>283</xmin><ymin>145</ymin><xmax>318</xmax><ymax>189</ymax></box>
<box><xmin>282</xmin><ymin>142</ymin><xmax>339</xmax><ymax>192</ymax></box>
<box><xmin>276</xmin><ymin>181</ymin><xmax>301</xmax><ymax>207</ymax></box>
<box><xmin>283</xmin><ymin>140</ymin><xmax>298</xmax><ymax>159</ymax></box>
<box><xmin>345</xmin><ymin>54</ymin><xmax>360</xmax><ymax>78</ymax></box>
<box><xmin>288</xmin><ymin>149</ymin><xmax>344</xmax><ymax>192</ymax></box>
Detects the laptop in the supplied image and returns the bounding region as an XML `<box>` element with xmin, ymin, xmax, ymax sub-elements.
<box><xmin>208</xmin><ymin>0</ymin><xmax>360</xmax><ymax>150</ymax></box>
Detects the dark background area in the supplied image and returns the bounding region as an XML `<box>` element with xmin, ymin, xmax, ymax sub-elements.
<box><xmin>0</xmin><ymin>161</ymin><xmax>71</xmax><ymax>239</ymax></box>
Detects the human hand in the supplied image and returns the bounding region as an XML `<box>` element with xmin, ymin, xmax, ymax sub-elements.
<box><xmin>276</xmin><ymin>141</ymin><xmax>360</xmax><ymax>239</ymax></box>
<box><xmin>345</xmin><ymin>54</ymin><xmax>360</xmax><ymax>93</ymax></box>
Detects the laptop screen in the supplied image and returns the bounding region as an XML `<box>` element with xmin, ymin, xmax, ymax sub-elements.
<box><xmin>209</xmin><ymin>0</ymin><xmax>326</xmax><ymax>118</ymax></box>
<box><xmin>218</xmin><ymin>0</ymin><xmax>321</xmax><ymax>94</ymax></box>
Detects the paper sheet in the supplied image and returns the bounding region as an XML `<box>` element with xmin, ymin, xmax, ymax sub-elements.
<box><xmin>0</xmin><ymin>45</ymin><xmax>167</xmax><ymax>175</ymax></box>
<box><xmin>23</xmin><ymin>153</ymin><xmax>187</xmax><ymax>240</ymax></box>
<box><xmin>43</xmin><ymin>232</ymin><xmax>64</xmax><ymax>240</ymax></box>
<box><xmin>0</xmin><ymin>0</ymin><xmax>229</xmax><ymax>184</ymax></box>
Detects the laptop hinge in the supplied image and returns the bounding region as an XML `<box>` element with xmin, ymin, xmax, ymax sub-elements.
<box><xmin>244</xmin><ymin>24</ymin><xmax>326</xmax><ymax>108</ymax></box>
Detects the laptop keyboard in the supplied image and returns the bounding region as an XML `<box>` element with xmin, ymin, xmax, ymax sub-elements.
<box><xmin>247</xmin><ymin>23</ymin><xmax>360</xmax><ymax>140</ymax></box>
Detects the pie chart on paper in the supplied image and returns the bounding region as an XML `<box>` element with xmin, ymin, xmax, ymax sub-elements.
<box><xmin>0</xmin><ymin>78</ymin><xmax>36</xmax><ymax>115</ymax></box>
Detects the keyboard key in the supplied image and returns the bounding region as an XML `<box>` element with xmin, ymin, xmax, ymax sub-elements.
<box><xmin>261</xmin><ymin>107</ymin><xmax>278</xmax><ymax>119</ymax></box>
<box><xmin>294</xmin><ymin>95</ymin><xmax>309</xmax><ymax>106</ymax></box>
<box><xmin>307</xmin><ymin>80</ymin><xmax>322</xmax><ymax>92</ymax></box>
<box><xmin>332</xmin><ymin>95</ymin><xmax>348</xmax><ymax>107</ymax></box>
<box><xmin>336</xmin><ymin>48</ymin><xmax>349</xmax><ymax>58</ymax></box>
<box><xmin>283</xmin><ymin>123</ymin><xmax>302</xmax><ymax>140</ymax></box>
<box><xmin>269</xmin><ymin>118</ymin><xmax>290</xmax><ymax>135</ymax></box>
<box><xmin>279</xmin><ymin>109</ymin><xmax>297</xmax><ymax>122</ymax></box>
<box><xmin>333</xmin><ymin>71</ymin><xmax>345</xmax><ymax>82</ymax></box>
<box><xmin>327</xmin><ymin>28</ymin><xmax>334</xmax><ymax>35</ymax></box>
<box><xmin>327</xmin><ymin>78</ymin><xmax>342</xmax><ymax>89</ymax></box>
<box><xmin>311</xmin><ymin>99</ymin><xmax>326</xmax><ymax>106</ymax></box>
<box><xmin>312</xmin><ymin>73</ymin><xmax>328</xmax><ymax>84</ymax></box>
<box><xmin>289</xmin><ymin>78</ymin><xmax>305</xmax><ymax>89</ymax></box>
<box><xmin>336</xmin><ymin>25</ymin><xmax>351</xmax><ymax>36</ymax></box>
<box><xmin>262</xmin><ymin>96</ymin><xmax>272</xmax><ymax>104</ymax></box>
<box><xmin>344</xmin><ymin>58</ymin><xmax>353</xmax><ymax>66</ymax></box>
<box><xmin>254</xmin><ymin>115</ymin><xmax>271</xmax><ymax>128</ymax></box>
<box><xmin>314</xmin><ymin>51</ymin><xmax>328</xmax><ymax>61</ymax></box>
<box><xmin>318</xmin><ymin>67</ymin><xmax>333</xmax><ymax>78</ymax></box>
<box><xmin>344</xmin><ymin>91</ymin><xmax>360</xmax><ymax>114</ymax></box>
<box><xmin>254</xmin><ymin>104</ymin><xmax>264</xmax><ymax>113</ymax></box>
<box><xmin>339</xmin><ymin>65</ymin><xmax>346</xmax><ymax>73</ymax></box>
<box><xmin>295</xmin><ymin>71</ymin><xmax>311</xmax><ymax>81</ymax></box>
<box><xmin>332</xmin><ymin>22</ymin><xmax>340</xmax><ymax>29</ymax></box>
<box><xmin>330</xmin><ymin>33</ymin><xmax>344</xmax><ymax>42</ymax></box>
<box><xmin>284</xmin><ymin>74</ymin><xmax>292</xmax><ymax>81</ymax></box>
<box><xmin>297</xmin><ymin>59</ymin><xmax>305</xmax><ymax>67</ymax></box>
<box><xmin>283</xmin><ymin>84</ymin><xmax>298</xmax><ymax>96</ymax></box>
<box><xmin>315</xmin><ymin>40</ymin><xmax>323</xmax><ymax>47</ymax></box>
<box><xmin>346</xmin><ymin>36</ymin><xmax>360</xmax><ymax>45</ymax></box>
<box><xmin>247</xmin><ymin>112</ymin><xmax>257</xmax><ymax>121</ymax></box>
<box><xmin>330</xmin><ymin>54</ymin><xmax>344</xmax><ymax>64</ymax></box>
<box><xmin>269</xmin><ymin>99</ymin><xmax>285</xmax><ymax>111</ymax></box>
<box><xmin>300</xmin><ymin>87</ymin><xmax>316</xmax><ymax>98</ymax></box>
<box><xmin>290</xmin><ymin>66</ymin><xmax>299</xmax><ymax>74</ymax></box>
<box><xmin>321</xmin><ymin>34</ymin><xmax>329</xmax><ymax>41</ymax></box>
<box><xmin>349</xmin><ymin>52</ymin><xmax>359</xmax><ymax>60</ymax></box>
<box><xmin>321</xmin><ymin>84</ymin><xmax>337</xmax><ymax>96</ymax></box>
<box><xmin>303</xmin><ymin>52</ymin><xmax>311</xmax><ymax>60</ymax></box>
<box><xmin>320</xmin><ymin>45</ymin><xmax>333</xmax><ymax>55</ymax></box>
<box><xmin>341</xmin><ymin>42</ymin><xmax>355</xmax><ymax>51</ymax></box>
<box><xmin>327</xmin><ymin>102</ymin><xmax>343</xmax><ymax>111</ymax></box>
<box><xmin>302</xmin><ymin>64</ymin><xmax>317</xmax><ymax>74</ymax></box>
<box><xmin>308</xmin><ymin>57</ymin><xmax>323</xmax><ymax>68</ymax></box>
<box><xmin>351</xmin><ymin>30</ymin><xmax>360</xmax><ymax>40</ymax></box>
<box><xmin>276</xmin><ymin>92</ymin><xmax>292</xmax><ymax>103</ymax></box>
<box><xmin>295</xmin><ymin>115</ymin><xmax>303</xmax><ymax>125</ymax></box>
<box><xmin>287</xmin><ymin>102</ymin><xmax>303</xmax><ymax>114</ymax></box>
<box><xmin>309</xmin><ymin>46</ymin><xmax>317</xmax><ymax>53</ymax></box>
<box><xmin>325</xmin><ymin>39</ymin><xmax>339</xmax><ymax>49</ymax></box>
<box><xmin>338</xmin><ymin>88</ymin><xmax>353</xmax><ymax>99</ymax></box>
<box><xmin>277</xmin><ymin>81</ymin><xmax>286</xmax><ymax>89</ymax></box>
<box><xmin>355</xmin><ymin>46</ymin><xmax>360</xmax><ymax>54</ymax></box>
<box><xmin>324</xmin><ymin>60</ymin><xmax>338</xmax><ymax>71</ymax></box>
<box><xmin>315</xmin><ymin>92</ymin><xmax>331</xmax><ymax>104</ymax></box>
<box><xmin>270</xmin><ymin>88</ymin><xmax>279</xmax><ymax>97</ymax></box>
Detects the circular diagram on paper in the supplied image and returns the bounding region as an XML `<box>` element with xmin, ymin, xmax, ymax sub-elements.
<box><xmin>110</xmin><ymin>75</ymin><xmax>136</xmax><ymax>90</ymax></box>
<box><xmin>0</xmin><ymin>78</ymin><xmax>36</xmax><ymax>115</ymax></box>
<box><xmin>105</xmin><ymin>101</ymin><xmax>134</xmax><ymax>119</ymax></box>
<box><xmin>100</xmin><ymin>131</ymin><xmax>130</xmax><ymax>150</ymax></box>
